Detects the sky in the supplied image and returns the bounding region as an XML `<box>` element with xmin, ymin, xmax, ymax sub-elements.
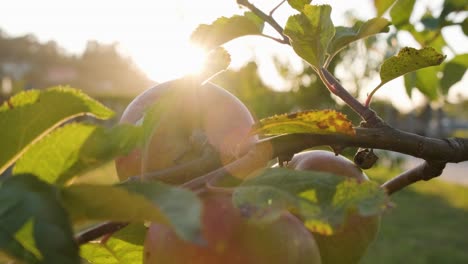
<box><xmin>0</xmin><ymin>0</ymin><xmax>466</xmax><ymax>112</ymax></box>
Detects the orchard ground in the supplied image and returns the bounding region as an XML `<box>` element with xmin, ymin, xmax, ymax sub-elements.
<box><xmin>362</xmin><ymin>166</ymin><xmax>468</xmax><ymax>264</ymax></box>
<box><xmin>78</xmin><ymin>162</ymin><xmax>468</xmax><ymax>263</ymax></box>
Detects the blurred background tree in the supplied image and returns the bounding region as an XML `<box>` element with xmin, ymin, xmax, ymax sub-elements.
<box><xmin>0</xmin><ymin>31</ymin><xmax>154</xmax><ymax>120</ymax></box>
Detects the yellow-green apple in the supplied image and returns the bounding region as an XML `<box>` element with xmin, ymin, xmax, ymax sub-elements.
<box><xmin>287</xmin><ymin>150</ymin><xmax>380</xmax><ymax>264</ymax></box>
<box><xmin>143</xmin><ymin>192</ymin><xmax>322</xmax><ymax>264</ymax></box>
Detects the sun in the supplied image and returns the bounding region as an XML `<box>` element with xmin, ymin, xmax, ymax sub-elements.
<box><xmin>169</xmin><ymin>43</ymin><xmax>208</xmax><ymax>77</ymax></box>
<box><xmin>126</xmin><ymin>35</ymin><xmax>208</xmax><ymax>84</ymax></box>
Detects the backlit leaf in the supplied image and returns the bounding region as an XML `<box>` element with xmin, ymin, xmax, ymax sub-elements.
<box><xmin>0</xmin><ymin>87</ymin><xmax>114</xmax><ymax>174</ymax></box>
<box><xmin>233</xmin><ymin>168</ymin><xmax>387</xmax><ymax>235</ymax></box>
<box><xmin>251</xmin><ymin>110</ymin><xmax>355</xmax><ymax>136</ymax></box>
<box><xmin>462</xmin><ymin>17</ymin><xmax>468</xmax><ymax>35</ymax></box>
<box><xmin>199</xmin><ymin>47</ymin><xmax>231</xmax><ymax>82</ymax></box>
<box><xmin>0</xmin><ymin>174</ymin><xmax>79</xmax><ymax>263</ymax></box>
<box><xmin>404</xmin><ymin>67</ymin><xmax>441</xmax><ymax>100</ymax></box>
<box><xmin>61</xmin><ymin>181</ymin><xmax>201</xmax><ymax>242</ymax></box>
<box><xmin>191</xmin><ymin>12</ymin><xmax>264</xmax><ymax>50</ymax></box>
<box><xmin>441</xmin><ymin>0</ymin><xmax>468</xmax><ymax>18</ymax></box>
<box><xmin>14</xmin><ymin>220</ymin><xmax>41</xmax><ymax>260</ymax></box>
<box><xmin>441</xmin><ymin>54</ymin><xmax>468</xmax><ymax>94</ymax></box>
<box><xmin>409</xmin><ymin>27</ymin><xmax>447</xmax><ymax>52</ymax></box>
<box><xmin>287</xmin><ymin>0</ymin><xmax>312</xmax><ymax>11</ymax></box>
<box><xmin>379</xmin><ymin>47</ymin><xmax>445</xmax><ymax>86</ymax></box>
<box><xmin>390</xmin><ymin>0</ymin><xmax>416</xmax><ymax>29</ymax></box>
<box><xmin>328</xmin><ymin>18</ymin><xmax>391</xmax><ymax>60</ymax></box>
<box><xmin>373</xmin><ymin>0</ymin><xmax>396</xmax><ymax>16</ymax></box>
<box><xmin>80</xmin><ymin>223</ymin><xmax>146</xmax><ymax>264</ymax></box>
<box><xmin>13</xmin><ymin>123</ymin><xmax>142</xmax><ymax>185</ymax></box>
<box><xmin>284</xmin><ymin>5</ymin><xmax>335</xmax><ymax>69</ymax></box>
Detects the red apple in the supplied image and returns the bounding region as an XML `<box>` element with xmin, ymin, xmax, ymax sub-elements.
<box><xmin>115</xmin><ymin>79</ymin><xmax>257</xmax><ymax>182</ymax></box>
<box><xmin>287</xmin><ymin>150</ymin><xmax>380</xmax><ymax>264</ymax></box>
<box><xmin>143</xmin><ymin>192</ymin><xmax>322</xmax><ymax>264</ymax></box>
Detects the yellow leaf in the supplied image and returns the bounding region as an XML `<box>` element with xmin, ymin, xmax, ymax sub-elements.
<box><xmin>251</xmin><ymin>110</ymin><xmax>355</xmax><ymax>136</ymax></box>
<box><xmin>304</xmin><ymin>220</ymin><xmax>334</xmax><ymax>235</ymax></box>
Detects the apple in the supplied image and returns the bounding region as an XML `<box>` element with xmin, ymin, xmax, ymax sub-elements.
<box><xmin>143</xmin><ymin>192</ymin><xmax>322</xmax><ymax>264</ymax></box>
<box><xmin>287</xmin><ymin>150</ymin><xmax>380</xmax><ymax>264</ymax></box>
<box><xmin>117</xmin><ymin>80</ymin><xmax>321</xmax><ymax>263</ymax></box>
<box><xmin>115</xmin><ymin>78</ymin><xmax>257</xmax><ymax>182</ymax></box>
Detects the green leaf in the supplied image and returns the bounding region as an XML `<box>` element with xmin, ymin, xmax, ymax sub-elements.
<box><xmin>441</xmin><ymin>54</ymin><xmax>468</xmax><ymax>94</ymax></box>
<box><xmin>287</xmin><ymin>0</ymin><xmax>312</xmax><ymax>11</ymax></box>
<box><xmin>284</xmin><ymin>4</ymin><xmax>335</xmax><ymax>69</ymax></box>
<box><xmin>404</xmin><ymin>70</ymin><xmax>416</xmax><ymax>97</ymax></box>
<box><xmin>373</xmin><ymin>0</ymin><xmax>396</xmax><ymax>16</ymax></box>
<box><xmin>390</xmin><ymin>0</ymin><xmax>416</xmax><ymax>29</ymax></box>
<box><xmin>191</xmin><ymin>12</ymin><xmax>264</xmax><ymax>50</ymax></box>
<box><xmin>251</xmin><ymin>110</ymin><xmax>355</xmax><ymax>136</ymax></box>
<box><xmin>379</xmin><ymin>47</ymin><xmax>445</xmax><ymax>86</ymax></box>
<box><xmin>61</xmin><ymin>181</ymin><xmax>201</xmax><ymax>242</ymax></box>
<box><xmin>404</xmin><ymin>67</ymin><xmax>441</xmax><ymax>100</ymax></box>
<box><xmin>0</xmin><ymin>232</ymin><xmax>39</xmax><ymax>264</ymax></box>
<box><xmin>80</xmin><ymin>223</ymin><xmax>146</xmax><ymax>264</ymax></box>
<box><xmin>328</xmin><ymin>18</ymin><xmax>391</xmax><ymax>60</ymax></box>
<box><xmin>0</xmin><ymin>174</ymin><xmax>79</xmax><ymax>263</ymax></box>
<box><xmin>407</xmin><ymin>25</ymin><xmax>447</xmax><ymax>52</ymax></box>
<box><xmin>413</xmin><ymin>67</ymin><xmax>440</xmax><ymax>100</ymax></box>
<box><xmin>441</xmin><ymin>0</ymin><xmax>468</xmax><ymax>18</ymax></box>
<box><xmin>420</xmin><ymin>12</ymin><xmax>440</xmax><ymax>30</ymax></box>
<box><xmin>0</xmin><ymin>87</ymin><xmax>114</xmax><ymax>174</ymax></box>
<box><xmin>13</xmin><ymin>123</ymin><xmax>142</xmax><ymax>185</ymax></box>
<box><xmin>233</xmin><ymin>168</ymin><xmax>387</xmax><ymax>235</ymax></box>
<box><xmin>462</xmin><ymin>17</ymin><xmax>468</xmax><ymax>36</ymax></box>
<box><xmin>199</xmin><ymin>47</ymin><xmax>231</xmax><ymax>82</ymax></box>
<box><xmin>14</xmin><ymin>220</ymin><xmax>42</xmax><ymax>260</ymax></box>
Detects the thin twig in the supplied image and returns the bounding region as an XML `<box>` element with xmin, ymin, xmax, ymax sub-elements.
<box><xmin>365</xmin><ymin>83</ymin><xmax>384</xmax><ymax>107</ymax></box>
<box><xmin>261</xmin><ymin>33</ymin><xmax>289</xmax><ymax>44</ymax></box>
<box><xmin>319</xmin><ymin>68</ymin><xmax>384</xmax><ymax>127</ymax></box>
<box><xmin>269</xmin><ymin>0</ymin><xmax>287</xmax><ymax>16</ymax></box>
<box><xmin>237</xmin><ymin>0</ymin><xmax>290</xmax><ymax>44</ymax></box>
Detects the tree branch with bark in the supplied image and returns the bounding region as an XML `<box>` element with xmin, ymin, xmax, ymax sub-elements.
<box><xmin>75</xmin><ymin>122</ymin><xmax>468</xmax><ymax>244</ymax></box>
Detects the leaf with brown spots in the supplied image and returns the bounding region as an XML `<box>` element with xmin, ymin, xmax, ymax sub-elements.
<box><xmin>251</xmin><ymin>110</ymin><xmax>355</xmax><ymax>136</ymax></box>
<box><xmin>379</xmin><ymin>47</ymin><xmax>445</xmax><ymax>86</ymax></box>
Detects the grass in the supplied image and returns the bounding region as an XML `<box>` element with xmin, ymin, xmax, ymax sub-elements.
<box><xmin>361</xmin><ymin>166</ymin><xmax>468</xmax><ymax>264</ymax></box>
